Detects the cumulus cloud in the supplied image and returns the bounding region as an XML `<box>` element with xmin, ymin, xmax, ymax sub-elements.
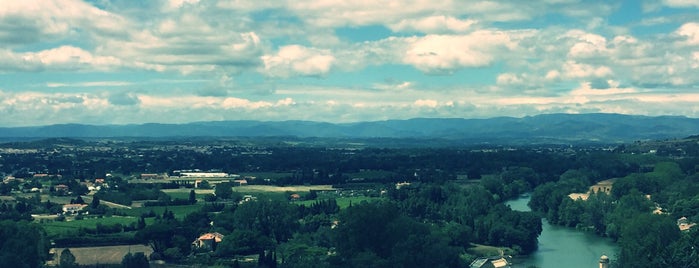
<box><xmin>403</xmin><ymin>31</ymin><xmax>516</xmax><ymax>74</ymax></box>
<box><xmin>389</xmin><ymin>16</ymin><xmax>477</xmax><ymax>34</ymax></box>
<box><xmin>261</xmin><ymin>45</ymin><xmax>335</xmax><ymax>77</ymax></box>
<box><xmin>0</xmin><ymin>46</ymin><xmax>122</xmax><ymax>72</ymax></box>
<box><xmin>677</xmin><ymin>22</ymin><xmax>699</xmax><ymax>45</ymax></box>
<box><xmin>0</xmin><ymin>0</ymin><xmax>129</xmax><ymax>45</ymax></box>
<box><xmin>2</xmin><ymin>0</ymin><xmax>699</xmax><ymax>126</ymax></box>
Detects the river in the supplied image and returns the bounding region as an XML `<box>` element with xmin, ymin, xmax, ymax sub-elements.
<box><xmin>505</xmin><ymin>195</ymin><xmax>617</xmax><ymax>268</ymax></box>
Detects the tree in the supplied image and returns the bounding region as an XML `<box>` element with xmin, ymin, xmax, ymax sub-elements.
<box><xmin>0</xmin><ymin>220</ymin><xmax>50</xmax><ymax>268</ymax></box>
<box><xmin>214</xmin><ymin>182</ymin><xmax>233</xmax><ymax>199</ymax></box>
<box><xmin>617</xmin><ymin>214</ymin><xmax>680</xmax><ymax>268</ymax></box>
<box><xmin>59</xmin><ymin>248</ymin><xmax>79</xmax><ymax>268</ymax></box>
<box><xmin>91</xmin><ymin>195</ymin><xmax>100</xmax><ymax>208</ymax></box>
<box><xmin>136</xmin><ymin>222</ymin><xmax>175</xmax><ymax>256</ymax></box>
<box><xmin>71</xmin><ymin>195</ymin><xmax>85</xmax><ymax>204</ymax></box>
<box><xmin>188</xmin><ymin>189</ymin><xmax>197</xmax><ymax>204</ymax></box>
<box><xmin>122</xmin><ymin>252</ymin><xmax>150</xmax><ymax>268</ymax></box>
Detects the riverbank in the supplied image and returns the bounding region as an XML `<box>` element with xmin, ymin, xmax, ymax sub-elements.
<box><xmin>505</xmin><ymin>195</ymin><xmax>617</xmax><ymax>268</ymax></box>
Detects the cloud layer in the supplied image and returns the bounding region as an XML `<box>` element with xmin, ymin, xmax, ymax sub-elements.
<box><xmin>1</xmin><ymin>0</ymin><xmax>698</xmax><ymax>126</ymax></box>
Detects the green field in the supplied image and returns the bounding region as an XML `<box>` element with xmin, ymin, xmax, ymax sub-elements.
<box><xmin>42</xmin><ymin>216</ymin><xmax>143</xmax><ymax>237</ymax></box>
<box><xmin>161</xmin><ymin>188</ymin><xmax>213</xmax><ymax>200</ymax></box>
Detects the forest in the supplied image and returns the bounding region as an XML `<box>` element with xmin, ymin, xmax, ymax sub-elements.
<box><xmin>0</xmin><ymin>136</ymin><xmax>697</xmax><ymax>267</ymax></box>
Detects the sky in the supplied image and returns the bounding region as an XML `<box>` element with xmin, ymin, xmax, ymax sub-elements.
<box><xmin>1</xmin><ymin>0</ymin><xmax>699</xmax><ymax>126</ymax></box>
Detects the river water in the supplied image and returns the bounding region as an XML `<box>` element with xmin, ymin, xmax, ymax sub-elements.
<box><xmin>505</xmin><ymin>195</ymin><xmax>617</xmax><ymax>268</ymax></box>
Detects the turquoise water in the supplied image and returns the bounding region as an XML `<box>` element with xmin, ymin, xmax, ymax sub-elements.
<box><xmin>505</xmin><ymin>196</ymin><xmax>617</xmax><ymax>268</ymax></box>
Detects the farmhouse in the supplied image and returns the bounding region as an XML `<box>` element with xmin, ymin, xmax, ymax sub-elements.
<box><xmin>62</xmin><ymin>204</ymin><xmax>87</xmax><ymax>214</ymax></box>
<box><xmin>677</xmin><ymin>217</ymin><xmax>697</xmax><ymax>231</ymax></box>
<box><xmin>568</xmin><ymin>178</ymin><xmax>616</xmax><ymax>201</ymax></box>
<box><xmin>54</xmin><ymin>184</ymin><xmax>70</xmax><ymax>194</ymax></box>
<box><xmin>469</xmin><ymin>256</ymin><xmax>511</xmax><ymax>268</ymax></box>
<box><xmin>192</xmin><ymin>232</ymin><xmax>224</xmax><ymax>251</ymax></box>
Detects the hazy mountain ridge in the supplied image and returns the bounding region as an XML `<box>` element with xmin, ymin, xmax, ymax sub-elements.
<box><xmin>1</xmin><ymin>113</ymin><xmax>698</xmax><ymax>143</ymax></box>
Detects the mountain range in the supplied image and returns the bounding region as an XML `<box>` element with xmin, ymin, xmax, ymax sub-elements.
<box><xmin>1</xmin><ymin>113</ymin><xmax>698</xmax><ymax>144</ymax></box>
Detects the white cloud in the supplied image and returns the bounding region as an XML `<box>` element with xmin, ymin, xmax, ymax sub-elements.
<box><xmin>566</xmin><ymin>30</ymin><xmax>609</xmax><ymax>59</ymax></box>
<box><xmin>261</xmin><ymin>45</ymin><xmax>335</xmax><ymax>77</ymax></box>
<box><xmin>662</xmin><ymin>0</ymin><xmax>699</xmax><ymax>8</ymax></box>
<box><xmin>562</xmin><ymin>61</ymin><xmax>613</xmax><ymax>78</ymax></box>
<box><xmin>0</xmin><ymin>0</ymin><xmax>129</xmax><ymax>45</ymax></box>
<box><xmin>414</xmin><ymin>99</ymin><xmax>439</xmax><ymax>108</ymax></box>
<box><xmin>677</xmin><ymin>22</ymin><xmax>699</xmax><ymax>45</ymax></box>
<box><xmin>403</xmin><ymin>31</ymin><xmax>516</xmax><ymax>74</ymax></box>
<box><xmin>389</xmin><ymin>16</ymin><xmax>477</xmax><ymax>34</ymax></box>
<box><xmin>0</xmin><ymin>46</ymin><xmax>122</xmax><ymax>72</ymax></box>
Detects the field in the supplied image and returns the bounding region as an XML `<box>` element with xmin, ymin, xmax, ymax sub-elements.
<box><xmin>235</xmin><ymin>184</ymin><xmax>334</xmax><ymax>193</ymax></box>
<box><xmin>50</xmin><ymin>244</ymin><xmax>152</xmax><ymax>265</ymax></box>
<box><xmin>467</xmin><ymin>243</ymin><xmax>516</xmax><ymax>257</ymax></box>
<box><xmin>161</xmin><ymin>188</ymin><xmax>213</xmax><ymax>200</ymax></box>
<box><xmin>162</xmin><ymin>185</ymin><xmax>336</xmax><ymax>201</ymax></box>
<box><xmin>42</xmin><ymin>216</ymin><xmax>143</xmax><ymax>237</ymax></box>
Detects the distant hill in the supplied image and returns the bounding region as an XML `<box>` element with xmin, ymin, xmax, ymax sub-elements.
<box><xmin>1</xmin><ymin>113</ymin><xmax>698</xmax><ymax>144</ymax></box>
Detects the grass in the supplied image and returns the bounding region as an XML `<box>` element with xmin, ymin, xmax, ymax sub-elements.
<box><xmin>42</xmin><ymin>216</ymin><xmax>142</xmax><ymax>237</ymax></box>
<box><xmin>467</xmin><ymin>243</ymin><xmax>516</xmax><ymax>257</ymax></box>
<box><xmin>51</xmin><ymin>244</ymin><xmax>152</xmax><ymax>265</ymax></box>
<box><xmin>161</xmin><ymin>188</ymin><xmax>213</xmax><ymax>200</ymax></box>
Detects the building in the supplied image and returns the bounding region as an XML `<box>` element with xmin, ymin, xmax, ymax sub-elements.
<box><xmin>180</xmin><ymin>172</ymin><xmax>235</xmax><ymax>178</ymax></box>
<box><xmin>54</xmin><ymin>184</ymin><xmax>70</xmax><ymax>194</ymax></box>
<box><xmin>469</xmin><ymin>257</ymin><xmax>510</xmax><ymax>268</ymax></box>
<box><xmin>677</xmin><ymin>217</ymin><xmax>697</xmax><ymax>231</ymax></box>
<box><xmin>192</xmin><ymin>232</ymin><xmax>224</xmax><ymax>251</ymax></box>
<box><xmin>568</xmin><ymin>179</ymin><xmax>617</xmax><ymax>200</ymax></box>
<box><xmin>62</xmin><ymin>204</ymin><xmax>87</xmax><ymax>214</ymax></box>
<box><xmin>599</xmin><ymin>255</ymin><xmax>610</xmax><ymax>268</ymax></box>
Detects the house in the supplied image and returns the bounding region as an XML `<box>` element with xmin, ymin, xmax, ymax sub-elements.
<box><xmin>469</xmin><ymin>257</ymin><xmax>511</xmax><ymax>268</ymax></box>
<box><xmin>54</xmin><ymin>184</ymin><xmax>70</xmax><ymax>194</ymax></box>
<box><xmin>240</xmin><ymin>195</ymin><xmax>257</xmax><ymax>204</ymax></box>
<box><xmin>289</xmin><ymin>193</ymin><xmax>301</xmax><ymax>201</ymax></box>
<box><xmin>192</xmin><ymin>232</ymin><xmax>224</xmax><ymax>251</ymax></box>
<box><xmin>677</xmin><ymin>217</ymin><xmax>697</xmax><ymax>231</ymax></box>
<box><xmin>62</xmin><ymin>204</ymin><xmax>87</xmax><ymax>214</ymax></box>
<box><xmin>395</xmin><ymin>181</ymin><xmax>411</xmax><ymax>189</ymax></box>
<box><xmin>233</xmin><ymin>179</ymin><xmax>248</xmax><ymax>186</ymax></box>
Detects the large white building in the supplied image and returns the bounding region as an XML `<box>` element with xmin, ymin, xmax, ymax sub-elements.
<box><xmin>179</xmin><ymin>172</ymin><xmax>238</xmax><ymax>178</ymax></box>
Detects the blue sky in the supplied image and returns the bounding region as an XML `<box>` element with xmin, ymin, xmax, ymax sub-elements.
<box><xmin>1</xmin><ymin>0</ymin><xmax>699</xmax><ymax>126</ymax></box>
